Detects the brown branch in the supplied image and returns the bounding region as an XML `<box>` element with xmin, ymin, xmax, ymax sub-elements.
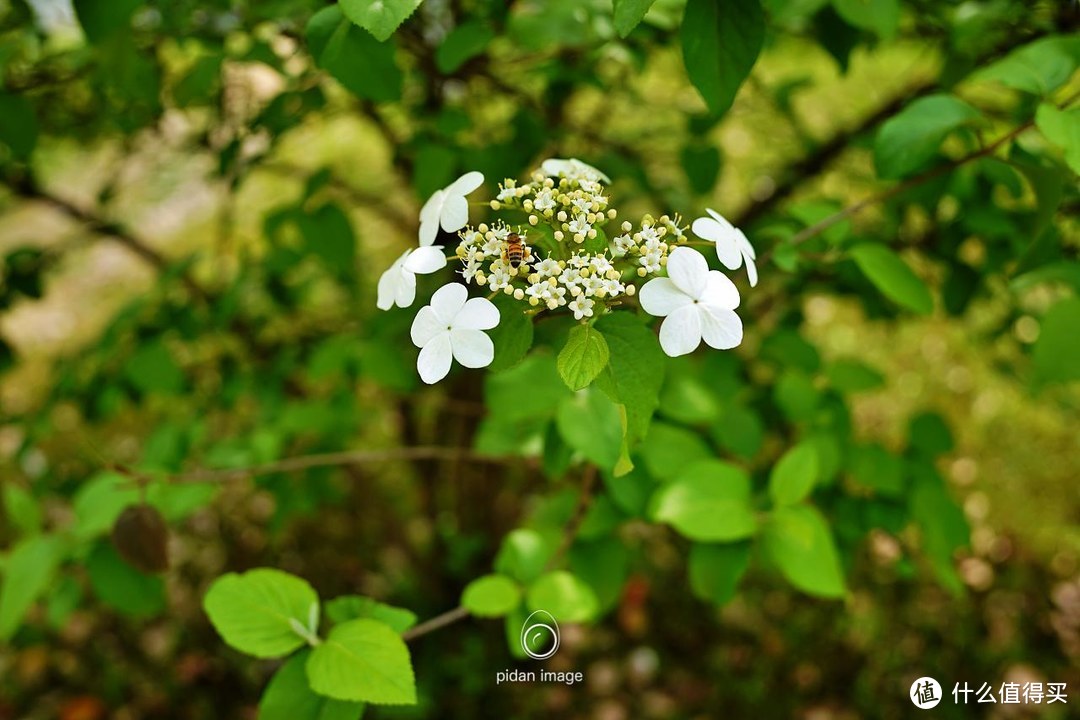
<box><xmin>124</xmin><ymin>446</ymin><xmax>518</xmax><ymax>485</ymax></box>
<box><xmin>546</xmin><ymin>465</ymin><xmax>599</xmax><ymax>570</ymax></box>
<box><xmin>6</xmin><ymin>175</ymin><xmax>212</xmax><ymax>303</ymax></box>
<box><xmin>763</xmin><ymin>88</ymin><xmax>1080</xmax><ymax>261</ymax></box>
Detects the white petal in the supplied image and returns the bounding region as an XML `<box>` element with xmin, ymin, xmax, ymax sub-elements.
<box><xmin>420</xmin><ymin>190</ymin><xmax>445</xmax><ymax>227</ymax></box>
<box><xmin>439</xmin><ymin>194</ymin><xmax>469</xmax><ymax>233</ymax></box>
<box><xmin>541</xmin><ymin>158</ymin><xmax>573</xmax><ymax>176</ymax></box>
<box><xmin>416</xmin><ymin>333</ymin><xmax>453</xmax><ymax>384</ymax></box>
<box><xmin>404</xmin><ymin>245</ymin><xmax>447</xmax><ymax>274</ymax></box>
<box><xmin>454</xmin><ymin>297</ymin><xmax>500</xmax><ymax>330</ymax></box>
<box><xmin>739</xmin><ymin>232</ymin><xmax>757</xmax><ymax>261</ymax></box>
<box><xmin>692</xmin><ymin>216</ymin><xmax>742</xmax><ymax>270</ymax></box>
<box><xmin>705</xmin><ymin>207</ymin><xmax>730</xmax><ymax>225</ymax></box>
<box><xmin>419</xmin><ymin>216</ymin><xmax>439</xmax><ymax>247</ymax></box>
<box><xmin>570</xmin><ymin>158</ymin><xmax>610</xmax><ymax>183</ymax></box>
<box><xmin>699</xmin><ymin>271</ymin><xmax>741</xmax><ymax>310</ymax></box>
<box><xmin>394</xmin><ymin>269</ymin><xmax>417</xmax><ymax>309</ymax></box>
<box><xmin>699</xmin><ymin>305</ymin><xmax>743</xmax><ymax>350</ymax></box>
<box><xmin>446</xmin><ymin>171</ymin><xmax>484</xmax><ymax>197</ymax></box>
<box><xmin>658</xmin><ymin>305</ymin><xmax>703</xmax><ymax>357</ymax></box>
<box><xmin>376</xmin><ymin>255</ymin><xmax>407</xmax><ymax>310</ymax></box>
<box><xmin>639</xmin><ymin>277</ymin><xmax>693</xmax><ymax>317</ymax></box>
<box><xmin>429</xmin><ymin>282</ymin><xmax>468</xmax><ymax>322</ymax></box>
<box><xmin>411</xmin><ymin>306</ymin><xmax>446</xmax><ymax>348</ymax></box>
<box><xmin>744</xmin><ymin>252</ymin><xmax>758</xmax><ymax>287</ymax></box>
<box><xmin>450</xmin><ymin>328</ymin><xmax>494</xmax><ymax>368</ymax></box>
<box><xmin>665</xmin><ymin>247</ymin><xmax>710</xmax><ymax>299</ymax></box>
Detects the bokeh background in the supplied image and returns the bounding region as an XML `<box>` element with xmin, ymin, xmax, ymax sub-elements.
<box><xmin>1</xmin><ymin>0</ymin><xmax>1079</xmax><ymax>718</ymax></box>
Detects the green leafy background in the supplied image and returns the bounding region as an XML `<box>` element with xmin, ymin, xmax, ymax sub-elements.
<box><xmin>1</xmin><ymin>0</ymin><xmax>1079</xmax><ymax>718</ymax></box>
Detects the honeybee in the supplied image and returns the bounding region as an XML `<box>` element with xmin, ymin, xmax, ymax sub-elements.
<box><xmin>504</xmin><ymin>232</ymin><xmax>529</xmax><ymax>270</ymax></box>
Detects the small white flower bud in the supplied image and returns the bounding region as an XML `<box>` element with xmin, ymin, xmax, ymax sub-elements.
<box><xmin>587</xmin><ymin>229</ymin><xmax>597</xmax><ymax>239</ymax></box>
<box><xmin>548</xmin><ymin>277</ymin><xmax>558</xmax><ymax>287</ymax></box>
<box><xmin>621</xmin><ymin>220</ymin><xmax>632</xmax><ymax>232</ymax></box>
<box><xmin>529</xmin><ymin>215</ymin><xmax>539</xmax><ymax>226</ymax></box>
<box><xmin>554</xmin><ymin>231</ymin><xmax>564</xmax><ymax>241</ymax></box>
<box><xmin>659</xmin><ymin>256</ymin><xmax>668</xmax><ymax>266</ymax></box>
<box><xmin>504</xmin><ymin>285</ymin><xmax>514</xmax><ymax>295</ymax></box>
<box><xmin>514</xmin><ymin>288</ymin><xmax>525</xmax><ymax>300</ymax></box>
<box><xmin>547</xmin><ymin>299</ymin><xmax>559</xmax><ymax>309</ymax></box>
<box><xmin>489</xmin><ymin>200</ymin><xmax>500</xmax><ymax>210</ymax></box>
<box><xmin>529</xmin><ymin>296</ymin><xmax>539</xmax><ymax>306</ymax></box>
<box><xmin>574</xmin><ymin>233</ymin><xmax>585</xmax><ymax>244</ymax></box>
<box><xmin>478</xmin><ymin>223</ymin><xmax>489</xmax><ymax>233</ymax></box>
<box><xmin>637</xmin><ymin>267</ymin><xmax>647</xmax><ymax>277</ymax></box>
<box><xmin>476</xmin><ymin>273</ymin><xmax>488</xmax><ymax>285</ymax></box>
<box><xmin>625</xmin><ymin>284</ymin><xmax>636</xmax><ymax>296</ymax></box>
<box><xmin>523</xmin><ymin>200</ymin><xmax>534</xmax><ymax>211</ymax></box>
<box><xmin>609</xmin><ymin>209</ymin><xmax>618</xmax><ymax>220</ymax></box>
<box><xmin>557</xmin><ymin>211</ymin><xmax>567</xmax><ymax>222</ymax></box>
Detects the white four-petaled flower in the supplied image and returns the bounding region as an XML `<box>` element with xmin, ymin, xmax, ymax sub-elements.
<box><xmin>410</xmin><ymin>283</ymin><xmax>500</xmax><ymax>384</ymax></box>
<box><xmin>376</xmin><ymin>246</ymin><xmax>447</xmax><ymax>310</ymax></box>
<box><xmin>691</xmin><ymin>208</ymin><xmax>758</xmax><ymax>287</ymax></box>
<box><xmin>541</xmin><ymin>158</ymin><xmax>611</xmax><ymax>183</ymax></box>
<box><xmin>419</xmin><ymin>171</ymin><xmax>485</xmax><ymax>246</ymax></box>
<box><xmin>639</xmin><ymin>247</ymin><xmax>743</xmax><ymax>357</ymax></box>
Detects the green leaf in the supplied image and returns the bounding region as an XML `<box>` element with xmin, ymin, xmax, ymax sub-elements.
<box><xmin>125</xmin><ymin>339</ymin><xmax>184</xmax><ymax>394</ymax></box>
<box><xmin>461</xmin><ymin>574</ymin><xmax>522</xmax><ymax>618</ymax></box>
<box><xmin>260</xmin><ymin>650</ymin><xmax>365</xmax><ymax>720</ymax></box>
<box><xmin>306</xmin><ymin>619</ymin><xmax>416</xmax><ymax>704</ymax></box>
<box><xmin>909</xmin><ymin>461</ymin><xmax>968</xmax><ymax>595</ymax></box>
<box><xmin>593</xmin><ymin>313</ymin><xmax>665</xmax><ymax>446</ymax></box>
<box><xmin>203</xmin><ymin>568</ymin><xmax>320</xmax><ymax>659</ymax></box>
<box><xmin>847</xmin><ymin>443</ymin><xmax>905</xmax><ymax>497</ymax></box>
<box><xmin>73</xmin><ymin>0</ymin><xmax>141</xmax><ymax>43</ymax></box>
<box><xmin>495</xmin><ymin>529</ymin><xmax>556</xmax><ymax>584</ymax></box>
<box><xmin>640</xmin><ymin>421</ymin><xmax>713</xmax><ymax>480</ymax></box>
<box><xmin>324</xmin><ymin>596</ymin><xmax>417</xmax><ymax>633</ymax></box>
<box><xmin>711</xmin><ymin>404</ymin><xmax>764</xmax><ymax>459</ymax></box>
<box><xmin>72</xmin><ymin>472</ymin><xmax>140</xmax><ymax>540</ymax></box>
<box><xmin>557</xmin><ymin>325</ymin><xmax>610</xmax><ymax>391</ymax></box>
<box><xmin>86</xmin><ymin>541</ymin><xmax>165</xmax><ymax>618</ymax></box>
<box><xmin>0</xmin><ymin>93</ymin><xmax>37</xmax><ymax>159</ymax></box>
<box><xmin>680</xmin><ymin>0</ymin><xmax>764</xmax><ymax>117</ymax></box>
<box><xmin>339</xmin><ymin>0</ymin><xmax>423</xmax><ymax>42</ymax></box>
<box><xmin>825</xmin><ymin>358</ymin><xmax>885</xmax><ymax>393</ymax></box>
<box><xmin>296</xmin><ymin>204</ymin><xmax>356</xmax><ymax>277</ymax></box>
<box><xmin>849</xmin><ymin>244</ymin><xmax>933</xmax><ymax>315</ymax></box>
<box><xmin>555</xmin><ymin>388</ymin><xmax>622</xmax><ymax>470</ymax></box>
<box><xmin>688</xmin><ymin>542</ymin><xmax>751</xmax><ymax>606</ymax></box>
<box><xmin>1032</xmin><ymin>297</ymin><xmax>1080</xmax><ymax>385</ymax></box>
<box><xmin>680</xmin><ymin>143</ymin><xmax>722</xmax><ymax>194</ymax></box>
<box><xmin>525</xmin><ymin>571</ymin><xmax>599</xmax><ymax>623</ymax></box>
<box><xmin>972</xmin><ymin>35</ymin><xmax>1080</xmax><ymax>96</ymax></box>
<box><xmin>649</xmin><ymin>460</ymin><xmax>757</xmax><ymax>541</ymax></box>
<box><xmin>613</xmin><ymin>0</ymin><xmax>658</xmax><ymax>37</ymax></box>
<box><xmin>873</xmin><ymin>94</ymin><xmax>982</xmax><ymax>179</ymax></box>
<box><xmin>307</xmin><ymin>6</ymin><xmax>403</xmax><ymax>102</ymax></box>
<box><xmin>830</xmin><ymin>0</ymin><xmax>899</xmax><ymax>39</ymax></box>
<box><xmin>1035</xmin><ymin>104</ymin><xmax>1080</xmax><ymax>175</ymax></box>
<box><xmin>3</xmin><ymin>483</ymin><xmax>41</xmax><ymax>536</ymax></box>
<box><xmin>0</xmin><ymin>535</ymin><xmax>62</xmax><ymax>641</ymax></box>
<box><xmin>435</xmin><ymin>21</ymin><xmax>495</xmax><ymax>73</ymax></box>
<box><xmin>773</xmin><ymin>369</ymin><xmax>822</xmax><ymax>422</ymax></box>
<box><xmin>907</xmin><ymin>412</ymin><xmax>953</xmax><ymax>458</ymax></box>
<box><xmin>768</xmin><ymin>441</ymin><xmax>820</xmax><ymax>506</ymax></box>
<box><xmin>569</xmin><ymin>537</ymin><xmax>630</xmax><ymax>613</ymax></box>
<box><xmin>762</xmin><ymin>505</ymin><xmax>846</xmax><ymax>598</ymax></box>
<box><xmin>488</xmin><ymin>297</ymin><xmax>534</xmax><ymax>372</ymax></box>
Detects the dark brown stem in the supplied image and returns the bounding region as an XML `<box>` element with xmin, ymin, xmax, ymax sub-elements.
<box><xmin>546</xmin><ymin>465</ymin><xmax>599</xmax><ymax>570</ymax></box>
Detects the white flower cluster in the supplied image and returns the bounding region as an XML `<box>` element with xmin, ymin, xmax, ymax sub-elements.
<box><xmin>375</xmin><ymin>158</ymin><xmax>759</xmax><ymax>382</ymax></box>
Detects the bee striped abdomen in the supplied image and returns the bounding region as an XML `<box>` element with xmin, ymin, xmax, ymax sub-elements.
<box><xmin>506</xmin><ymin>232</ymin><xmax>525</xmax><ymax>269</ymax></box>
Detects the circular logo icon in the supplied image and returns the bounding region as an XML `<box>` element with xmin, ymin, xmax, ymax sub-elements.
<box><xmin>520</xmin><ymin>610</ymin><xmax>560</xmax><ymax>660</ymax></box>
<box><xmin>910</xmin><ymin>677</ymin><xmax>943</xmax><ymax>709</ymax></box>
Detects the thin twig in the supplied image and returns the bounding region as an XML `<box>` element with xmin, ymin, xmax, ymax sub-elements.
<box><xmin>546</xmin><ymin>465</ymin><xmax>599</xmax><ymax>570</ymax></box>
<box><xmin>135</xmin><ymin>446</ymin><xmax>516</xmax><ymax>485</ymax></box>
<box><xmin>402</xmin><ymin>606</ymin><xmax>470</xmax><ymax>642</ymax></box>
<box><xmin>759</xmin><ymin>89</ymin><xmax>1080</xmax><ymax>264</ymax></box>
